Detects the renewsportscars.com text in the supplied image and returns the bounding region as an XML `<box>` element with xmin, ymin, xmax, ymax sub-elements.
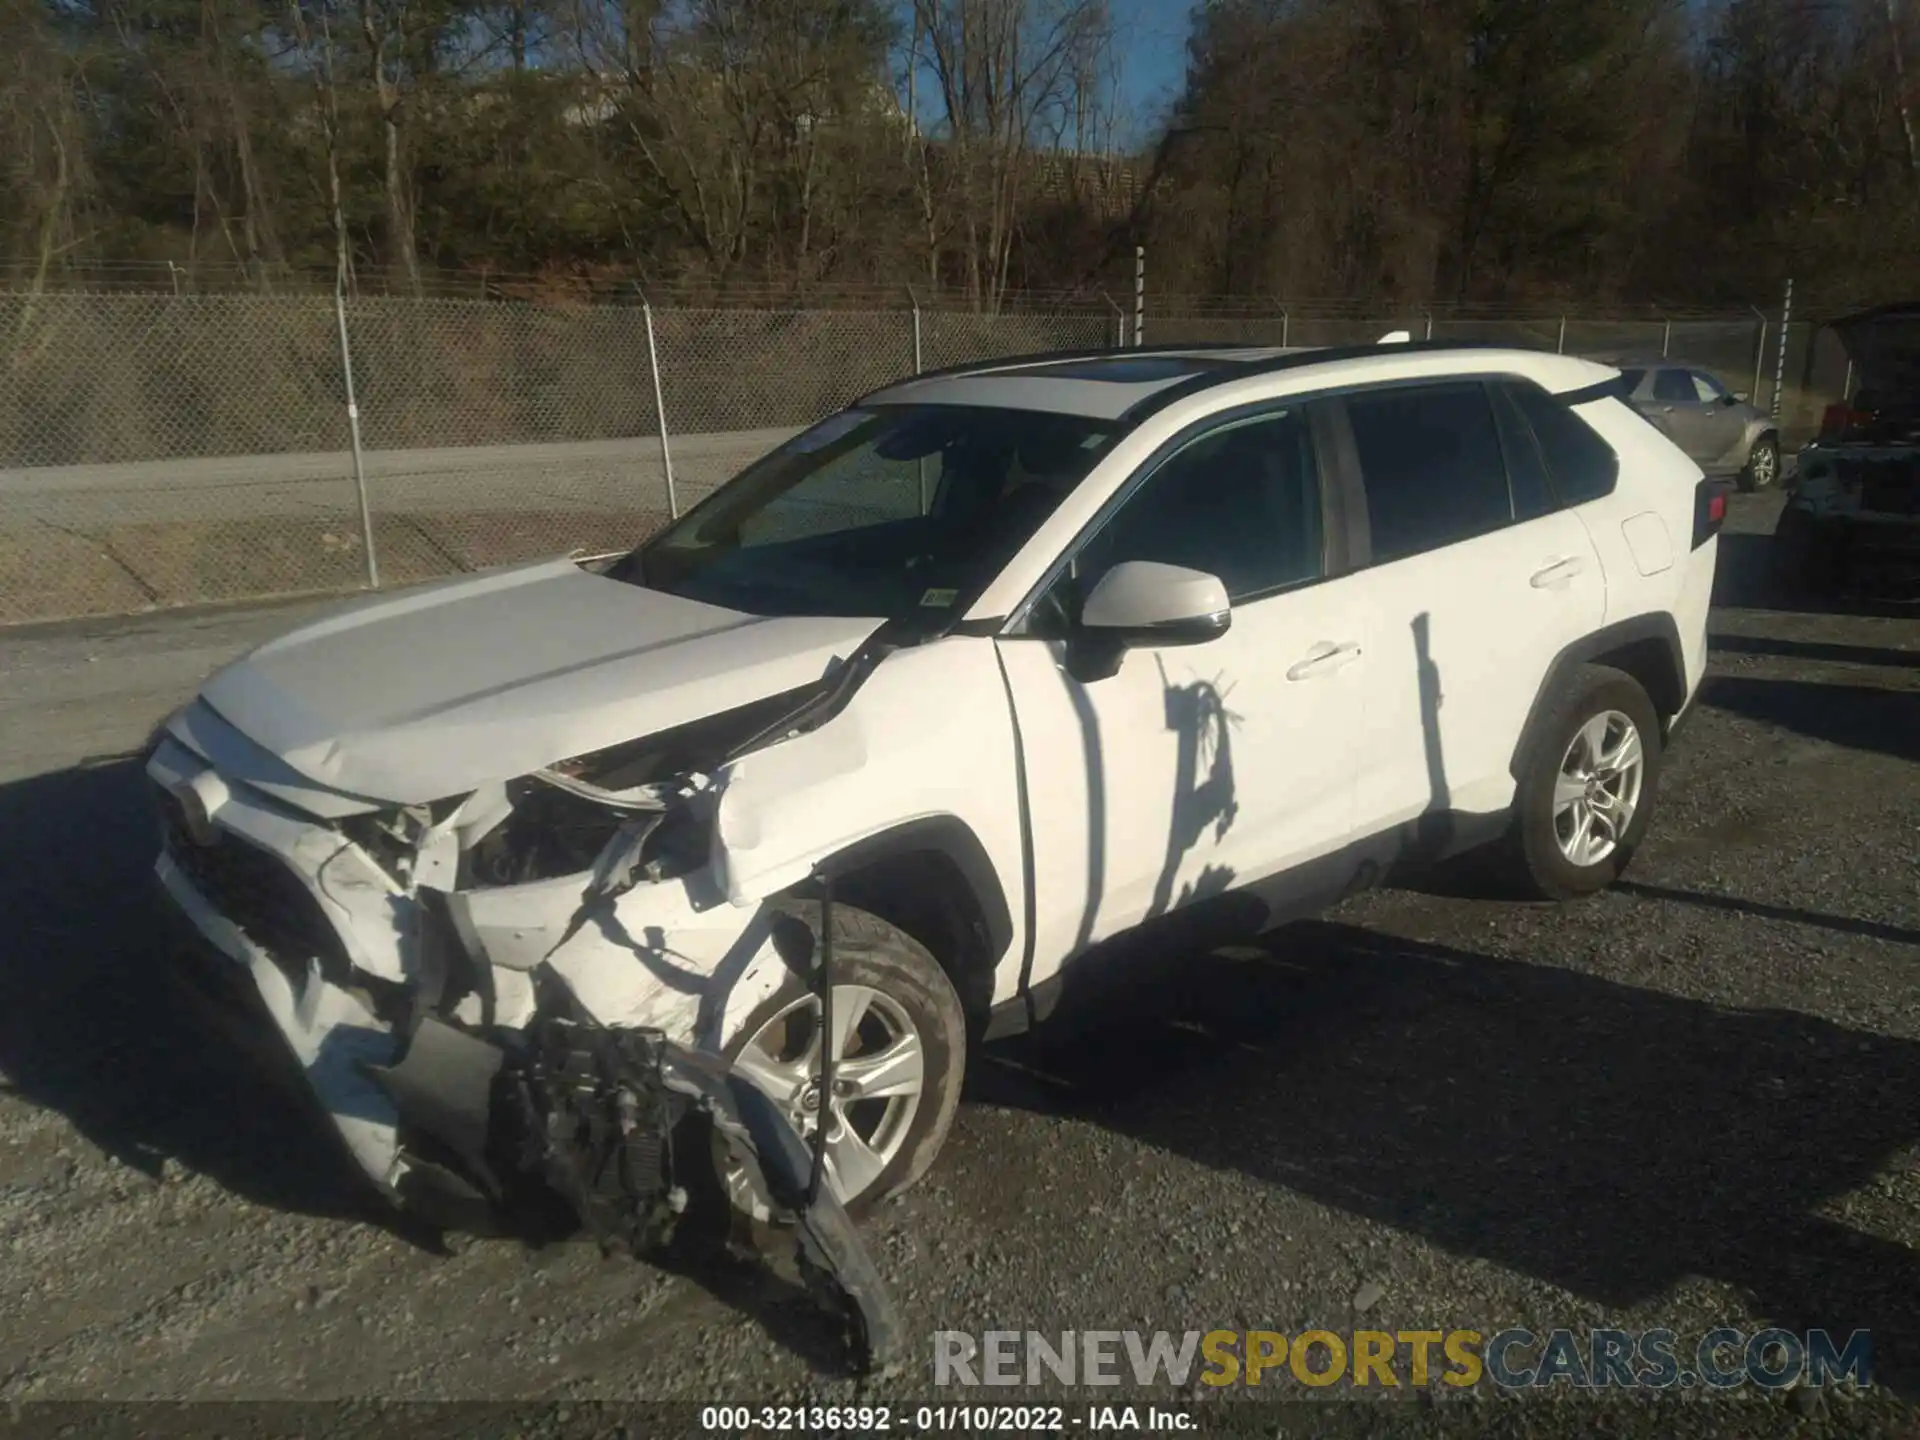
<box><xmin>933</xmin><ymin>1327</ymin><xmax>1873</xmax><ymax>1390</ymax></box>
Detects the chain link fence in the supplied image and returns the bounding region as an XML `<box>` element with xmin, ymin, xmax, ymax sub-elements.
<box><xmin>0</xmin><ymin>291</ymin><xmax>1849</xmax><ymax>625</ymax></box>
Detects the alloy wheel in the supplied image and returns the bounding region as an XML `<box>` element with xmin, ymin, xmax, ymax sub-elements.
<box><xmin>723</xmin><ymin>984</ymin><xmax>926</xmax><ymax>1218</ymax></box>
<box><xmin>1553</xmin><ymin>710</ymin><xmax>1646</xmax><ymax>868</ymax></box>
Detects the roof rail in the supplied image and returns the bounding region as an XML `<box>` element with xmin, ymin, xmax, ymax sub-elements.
<box><xmin>851</xmin><ymin>334</ymin><xmax>1568</xmax><ymax>415</ymax></box>
<box><xmin>852</xmin><ymin>340</ymin><xmax>1271</xmax><ymax>400</ymax></box>
<box><xmin>1119</xmin><ymin>337</ymin><xmax>1565</xmax><ymax>421</ymax></box>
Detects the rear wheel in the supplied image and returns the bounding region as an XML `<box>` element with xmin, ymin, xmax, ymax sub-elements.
<box><xmin>1739</xmin><ymin>435</ymin><xmax>1780</xmax><ymax>492</ymax></box>
<box><xmin>719</xmin><ymin>901</ymin><xmax>966</xmax><ymax>1222</ymax></box>
<box><xmin>1503</xmin><ymin>665</ymin><xmax>1663</xmax><ymax>900</ymax></box>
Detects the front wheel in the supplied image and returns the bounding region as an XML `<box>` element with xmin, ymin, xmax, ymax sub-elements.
<box><xmin>1739</xmin><ymin>435</ymin><xmax>1780</xmax><ymax>492</ymax></box>
<box><xmin>1503</xmin><ymin>664</ymin><xmax>1663</xmax><ymax>901</ymax></box>
<box><xmin>719</xmin><ymin>900</ymin><xmax>966</xmax><ymax>1222</ymax></box>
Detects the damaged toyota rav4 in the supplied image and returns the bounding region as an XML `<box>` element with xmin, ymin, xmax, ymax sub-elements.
<box><xmin>147</xmin><ymin>340</ymin><xmax>1718</xmax><ymax>1361</ymax></box>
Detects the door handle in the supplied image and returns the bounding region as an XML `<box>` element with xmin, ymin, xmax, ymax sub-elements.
<box><xmin>1530</xmin><ymin>556</ymin><xmax>1586</xmax><ymax>589</ymax></box>
<box><xmin>1286</xmin><ymin>641</ymin><xmax>1362</xmax><ymax>681</ymax></box>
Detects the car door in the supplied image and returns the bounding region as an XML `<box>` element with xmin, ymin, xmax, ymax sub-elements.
<box><xmin>1649</xmin><ymin>365</ymin><xmax>1723</xmax><ymax>464</ymax></box>
<box><xmin>1684</xmin><ymin>369</ymin><xmax>1749</xmax><ymax>467</ymax></box>
<box><xmin>1333</xmin><ymin>379</ymin><xmax>1607</xmax><ymax>846</ymax></box>
<box><xmin>994</xmin><ymin>401</ymin><xmax>1372</xmax><ymax>988</ymax></box>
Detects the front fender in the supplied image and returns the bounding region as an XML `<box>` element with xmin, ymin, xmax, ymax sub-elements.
<box><xmin>704</xmin><ymin>637</ymin><xmax>1028</xmax><ymax>1000</ymax></box>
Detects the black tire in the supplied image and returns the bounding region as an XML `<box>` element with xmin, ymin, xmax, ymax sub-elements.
<box><xmin>1503</xmin><ymin>664</ymin><xmax>1663</xmax><ymax>901</ymax></box>
<box><xmin>721</xmin><ymin>898</ymin><xmax>966</xmax><ymax>1220</ymax></box>
<box><xmin>1738</xmin><ymin>434</ymin><xmax>1780</xmax><ymax>492</ymax></box>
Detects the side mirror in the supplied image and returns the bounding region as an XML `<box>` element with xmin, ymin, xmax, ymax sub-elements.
<box><xmin>1064</xmin><ymin>561</ymin><xmax>1230</xmax><ymax>683</ymax></box>
<box><xmin>1079</xmin><ymin>560</ymin><xmax>1231</xmax><ymax>646</ymax></box>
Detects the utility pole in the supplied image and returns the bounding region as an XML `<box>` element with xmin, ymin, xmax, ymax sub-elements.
<box><xmin>1772</xmin><ymin>278</ymin><xmax>1793</xmax><ymax>420</ymax></box>
<box><xmin>1133</xmin><ymin>246</ymin><xmax>1145</xmax><ymax>347</ymax></box>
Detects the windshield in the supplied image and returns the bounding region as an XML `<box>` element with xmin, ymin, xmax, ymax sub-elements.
<box><xmin>612</xmin><ymin>405</ymin><xmax>1122</xmax><ymax>623</ymax></box>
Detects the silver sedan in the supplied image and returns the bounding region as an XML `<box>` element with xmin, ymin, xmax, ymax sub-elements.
<box><xmin>1605</xmin><ymin>359</ymin><xmax>1782</xmax><ymax>491</ymax></box>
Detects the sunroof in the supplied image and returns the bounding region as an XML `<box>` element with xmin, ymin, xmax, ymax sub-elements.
<box><xmin>1022</xmin><ymin>355</ymin><xmax>1236</xmax><ymax>383</ymax></box>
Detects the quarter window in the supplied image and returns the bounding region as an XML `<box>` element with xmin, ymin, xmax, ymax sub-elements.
<box><xmin>1505</xmin><ymin>381</ymin><xmax>1621</xmax><ymax>507</ymax></box>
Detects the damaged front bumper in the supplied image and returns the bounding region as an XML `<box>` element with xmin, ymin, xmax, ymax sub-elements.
<box><xmin>143</xmin><ymin>723</ymin><xmax>898</xmax><ymax>1368</ymax></box>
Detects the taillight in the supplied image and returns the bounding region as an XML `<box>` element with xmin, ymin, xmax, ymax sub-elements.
<box><xmin>1692</xmin><ymin>478</ymin><xmax>1729</xmax><ymax>548</ymax></box>
<box><xmin>1820</xmin><ymin>402</ymin><xmax>1871</xmax><ymax>437</ymax></box>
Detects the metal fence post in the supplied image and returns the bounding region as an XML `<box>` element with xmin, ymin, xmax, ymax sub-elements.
<box><xmin>1280</xmin><ymin>307</ymin><xmax>1289</xmax><ymax>349</ymax></box>
<box><xmin>1421</xmin><ymin>309</ymin><xmax>1434</xmax><ymax>341</ymax></box>
<box><xmin>334</xmin><ymin>285</ymin><xmax>379</xmax><ymax>589</ymax></box>
<box><xmin>642</xmin><ymin>299</ymin><xmax>678</xmax><ymax>519</ymax></box>
<box><xmin>1750</xmin><ymin>305</ymin><xmax>1768</xmax><ymax>404</ymax></box>
<box><xmin>1844</xmin><ymin>357</ymin><xmax>1855</xmax><ymax>401</ymax></box>
<box><xmin>1100</xmin><ymin>290</ymin><xmax>1125</xmax><ymax>347</ymax></box>
<box><xmin>1134</xmin><ymin>246</ymin><xmax>1145</xmax><ymax>347</ymax></box>
<box><xmin>1555</xmin><ymin>316</ymin><xmax>1567</xmax><ymax>354</ymax></box>
<box><xmin>1661</xmin><ymin>317</ymin><xmax>1672</xmax><ymax>358</ymax></box>
<box><xmin>1771</xmin><ymin>277</ymin><xmax>1792</xmax><ymax>420</ymax></box>
<box><xmin>908</xmin><ymin>286</ymin><xmax>924</xmax><ymax>373</ymax></box>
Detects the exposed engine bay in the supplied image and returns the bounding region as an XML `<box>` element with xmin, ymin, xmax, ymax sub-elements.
<box><xmin>145</xmin><ymin>636</ymin><xmax>906</xmax><ymax>1373</ymax></box>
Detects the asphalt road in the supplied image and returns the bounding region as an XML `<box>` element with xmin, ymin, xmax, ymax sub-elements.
<box><xmin>2</xmin><ymin>493</ymin><xmax>1917</xmax><ymax>1432</ymax></box>
<box><xmin>0</xmin><ymin>427</ymin><xmax>799</xmax><ymax>525</ymax></box>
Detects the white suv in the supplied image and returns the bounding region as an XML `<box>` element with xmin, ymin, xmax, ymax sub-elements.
<box><xmin>146</xmin><ymin>340</ymin><xmax>1720</xmax><ymax>1247</ymax></box>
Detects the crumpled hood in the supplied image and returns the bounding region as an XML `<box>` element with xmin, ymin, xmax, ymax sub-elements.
<box><xmin>195</xmin><ymin>559</ymin><xmax>882</xmax><ymax>803</ymax></box>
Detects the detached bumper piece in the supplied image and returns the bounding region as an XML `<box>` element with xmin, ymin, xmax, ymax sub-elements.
<box><xmin>365</xmin><ymin>1010</ymin><xmax>900</xmax><ymax>1375</ymax></box>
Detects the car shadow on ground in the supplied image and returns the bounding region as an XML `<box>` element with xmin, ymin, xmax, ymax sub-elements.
<box><xmin>1714</xmin><ymin>529</ymin><xmax>1920</xmax><ymax>618</ymax></box>
<box><xmin>971</xmin><ymin>919</ymin><xmax>1920</xmax><ymax>1395</ymax></box>
<box><xmin>1704</xmin><ymin>674</ymin><xmax>1920</xmax><ymax>763</ymax></box>
<box><xmin>1612</xmin><ymin>881</ymin><xmax>1920</xmax><ymax>948</ymax></box>
<box><xmin>1710</xmin><ymin>633</ymin><xmax>1920</xmax><ymax>669</ymax></box>
<box><xmin>0</xmin><ymin>755</ymin><xmax>388</xmax><ymax>1227</ymax></box>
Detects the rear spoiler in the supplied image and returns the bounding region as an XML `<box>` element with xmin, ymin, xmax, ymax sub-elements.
<box><xmin>1554</xmin><ymin>372</ymin><xmax>1636</xmax><ymax>407</ymax></box>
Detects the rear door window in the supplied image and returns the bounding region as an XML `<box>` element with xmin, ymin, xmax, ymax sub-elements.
<box><xmin>1344</xmin><ymin>382</ymin><xmax>1515</xmax><ymax>564</ymax></box>
<box><xmin>1653</xmin><ymin>368</ymin><xmax>1697</xmax><ymax>403</ymax></box>
<box><xmin>1690</xmin><ymin>371</ymin><xmax>1730</xmax><ymax>402</ymax></box>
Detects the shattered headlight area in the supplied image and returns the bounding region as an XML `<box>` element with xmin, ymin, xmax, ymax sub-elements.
<box><xmin>146</xmin><ymin>690</ymin><xmax>902</xmax><ymax>1374</ymax></box>
<box><xmin>460</xmin><ymin>776</ymin><xmax>707</xmax><ymax>890</ymax></box>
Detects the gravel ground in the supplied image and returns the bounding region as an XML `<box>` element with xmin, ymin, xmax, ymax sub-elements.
<box><xmin>1</xmin><ymin>491</ymin><xmax>1917</xmax><ymax>1435</ymax></box>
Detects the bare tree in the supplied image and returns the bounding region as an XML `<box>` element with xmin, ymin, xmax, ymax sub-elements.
<box><xmin>911</xmin><ymin>0</ymin><xmax>1114</xmax><ymax>308</ymax></box>
<box><xmin>0</xmin><ymin>6</ymin><xmax>96</xmax><ymax>314</ymax></box>
<box><xmin>109</xmin><ymin>0</ymin><xmax>285</xmax><ymax>287</ymax></box>
<box><xmin>286</xmin><ymin>0</ymin><xmax>355</xmax><ymax>287</ymax></box>
<box><xmin>357</xmin><ymin>0</ymin><xmax>428</xmax><ymax>292</ymax></box>
<box><xmin>562</xmin><ymin>0</ymin><xmax>896</xmax><ymax>285</ymax></box>
<box><xmin>1889</xmin><ymin>0</ymin><xmax>1920</xmax><ymax>183</ymax></box>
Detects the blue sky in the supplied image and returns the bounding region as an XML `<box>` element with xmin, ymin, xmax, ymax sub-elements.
<box><xmin>898</xmin><ymin>0</ymin><xmax>1195</xmax><ymax>151</ymax></box>
<box><xmin>1110</xmin><ymin>0</ymin><xmax>1195</xmax><ymax>145</ymax></box>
